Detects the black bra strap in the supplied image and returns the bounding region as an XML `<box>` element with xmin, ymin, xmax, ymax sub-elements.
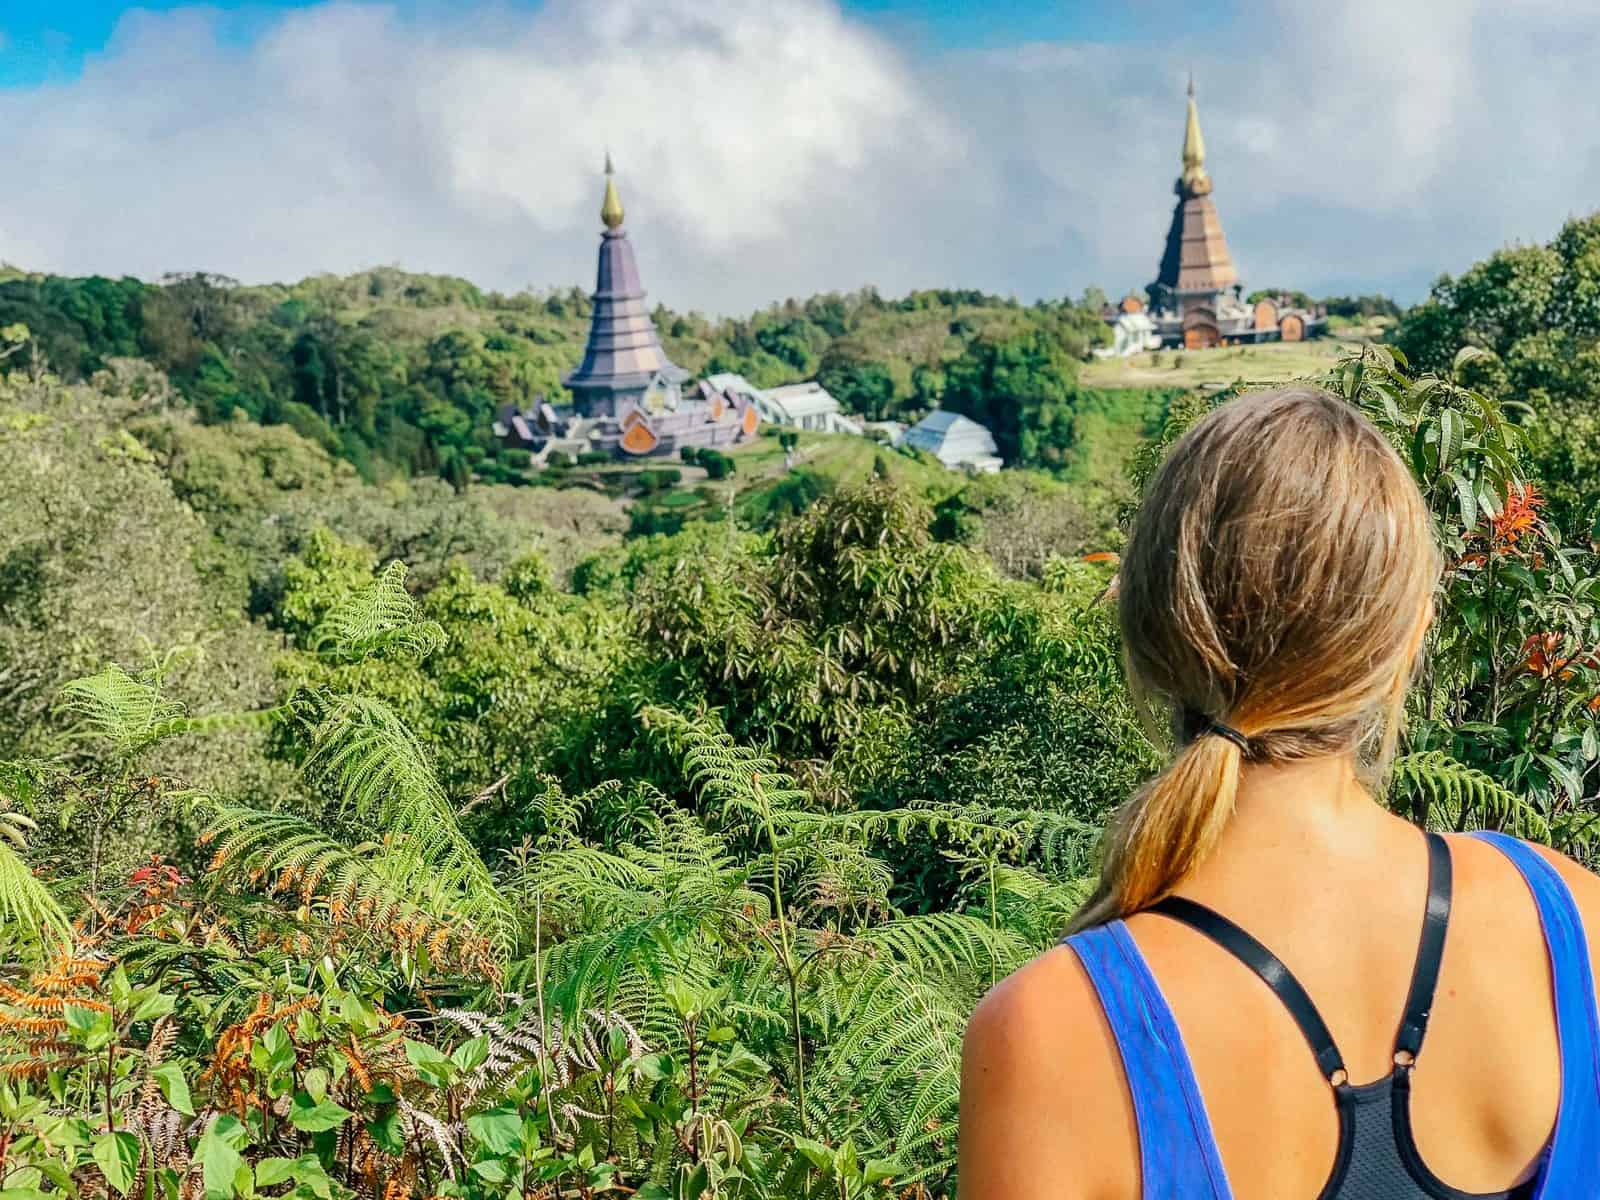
<box><xmin>1394</xmin><ymin>832</ymin><xmax>1453</xmax><ymax>1060</ymax></box>
<box><xmin>1147</xmin><ymin>831</ymin><xmax>1455</xmax><ymax>1085</ymax></box>
<box><xmin>1149</xmin><ymin>894</ymin><xmax>1348</xmax><ymax>1082</ymax></box>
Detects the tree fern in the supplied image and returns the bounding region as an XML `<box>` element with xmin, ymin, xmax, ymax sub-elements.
<box><xmin>299</xmin><ymin>694</ymin><xmax>514</xmax><ymax>952</ymax></box>
<box><xmin>0</xmin><ymin>836</ymin><xmax>69</xmax><ymax>955</ymax></box>
<box><xmin>807</xmin><ymin>960</ymin><xmax>966</xmax><ymax>1183</ymax></box>
<box><xmin>57</xmin><ymin>664</ymin><xmax>189</xmax><ymax>758</ymax></box>
<box><xmin>639</xmin><ymin>705</ymin><xmax>813</xmax><ymax>825</ymax></box>
<box><xmin>312</xmin><ymin>560</ymin><xmax>444</xmax><ymax>663</ymax></box>
<box><xmin>196</xmin><ymin>802</ymin><xmax>500</xmax><ymax>975</ymax></box>
<box><xmin>1390</xmin><ymin>750</ymin><xmax>1550</xmax><ymax>838</ymax></box>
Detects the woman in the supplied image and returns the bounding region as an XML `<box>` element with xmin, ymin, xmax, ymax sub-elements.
<box><xmin>959</xmin><ymin>388</ymin><xmax>1600</xmax><ymax>1198</ymax></box>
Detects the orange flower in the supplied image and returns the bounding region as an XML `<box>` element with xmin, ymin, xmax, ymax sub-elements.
<box><xmin>1081</xmin><ymin>551</ymin><xmax>1120</xmax><ymax>564</ymax></box>
<box><xmin>1524</xmin><ymin>633</ymin><xmax>1572</xmax><ymax>679</ymax></box>
<box><xmin>1492</xmin><ymin>483</ymin><xmax>1544</xmax><ymax>550</ymax></box>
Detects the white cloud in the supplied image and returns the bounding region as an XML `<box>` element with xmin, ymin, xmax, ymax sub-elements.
<box><xmin>0</xmin><ymin>0</ymin><xmax>1597</xmax><ymax>310</ymax></box>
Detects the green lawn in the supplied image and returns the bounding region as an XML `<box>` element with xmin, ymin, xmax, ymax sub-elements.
<box><xmin>1080</xmin><ymin>333</ymin><xmax>1379</xmax><ymax>392</ymax></box>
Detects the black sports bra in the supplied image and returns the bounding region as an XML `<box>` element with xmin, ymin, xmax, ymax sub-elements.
<box><xmin>1150</xmin><ymin>833</ymin><xmax>1532</xmax><ymax>1199</ymax></box>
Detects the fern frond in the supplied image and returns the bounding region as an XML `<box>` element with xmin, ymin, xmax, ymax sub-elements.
<box><xmin>638</xmin><ymin>705</ymin><xmax>813</xmax><ymax>824</ymax></box>
<box><xmin>197</xmin><ymin>803</ymin><xmax>499</xmax><ymax>975</ymax></box>
<box><xmin>301</xmin><ymin>695</ymin><xmax>514</xmax><ymax>952</ymax></box>
<box><xmin>852</xmin><ymin>912</ymin><xmax>1029</xmax><ymax>994</ymax></box>
<box><xmin>807</xmin><ymin>960</ymin><xmax>965</xmax><ymax>1181</ymax></box>
<box><xmin>313</xmin><ymin>560</ymin><xmax>444</xmax><ymax>662</ymax></box>
<box><xmin>58</xmin><ymin>665</ymin><xmax>187</xmax><ymax>757</ymax></box>
<box><xmin>1390</xmin><ymin>750</ymin><xmax>1549</xmax><ymax>838</ymax></box>
<box><xmin>0</xmin><ymin>838</ymin><xmax>69</xmax><ymax>956</ymax></box>
<box><xmin>979</xmin><ymin>865</ymin><xmax>1094</xmax><ymax>947</ymax></box>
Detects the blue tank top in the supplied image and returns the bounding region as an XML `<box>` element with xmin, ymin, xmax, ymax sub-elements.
<box><xmin>1062</xmin><ymin>832</ymin><xmax>1600</xmax><ymax>1198</ymax></box>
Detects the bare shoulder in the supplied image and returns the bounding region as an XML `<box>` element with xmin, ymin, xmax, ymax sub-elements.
<box><xmin>1451</xmin><ymin>832</ymin><xmax>1600</xmax><ymax>968</ymax></box>
<box><xmin>958</xmin><ymin>943</ymin><xmax>1135</xmax><ymax>1200</ymax></box>
<box><xmin>1523</xmin><ymin>839</ymin><xmax>1600</xmax><ymax>902</ymax></box>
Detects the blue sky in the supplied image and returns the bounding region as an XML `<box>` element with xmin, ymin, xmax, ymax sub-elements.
<box><xmin>0</xmin><ymin>1</ymin><xmax>308</xmax><ymax>84</ymax></box>
<box><xmin>0</xmin><ymin>0</ymin><xmax>1237</xmax><ymax>85</ymax></box>
<box><xmin>0</xmin><ymin>1</ymin><xmax>1589</xmax><ymax>311</ymax></box>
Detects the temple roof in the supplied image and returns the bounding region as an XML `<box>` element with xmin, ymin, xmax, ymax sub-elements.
<box><xmin>1154</xmin><ymin>79</ymin><xmax>1237</xmax><ymax>296</ymax></box>
<box><xmin>564</xmin><ymin>158</ymin><xmax>687</xmax><ymax>397</ymax></box>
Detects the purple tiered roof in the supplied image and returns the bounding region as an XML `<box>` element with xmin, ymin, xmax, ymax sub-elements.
<box><xmin>563</xmin><ymin>158</ymin><xmax>687</xmax><ymax>411</ymax></box>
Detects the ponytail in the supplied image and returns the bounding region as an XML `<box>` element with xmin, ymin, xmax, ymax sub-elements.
<box><xmin>1063</xmin><ymin>387</ymin><xmax>1441</xmax><ymax>935</ymax></box>
<box><xmin>1066</xmin><ymin>727</ymin><xmax>1242</xmax><ymax>933</ymax></box>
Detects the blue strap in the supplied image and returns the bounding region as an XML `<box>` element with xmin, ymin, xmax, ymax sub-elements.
<box><xmin>1064</xmin><ymin>921</ymin><xmax>1231</xmax><ymax>1199</ymax></box>
<box><xmin>1469</xmin><ymin>832</ymin><xmax>1600</xmax><ymax>1192</ymax></box>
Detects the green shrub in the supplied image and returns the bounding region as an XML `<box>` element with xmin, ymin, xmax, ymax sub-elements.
<box><xmin>637</xmin><ymin>467</ymin><xmax>683</xmax><ymax>494</ymax></box>
<box><xmin>701</xmin><ymin>449</ymin><xmax>735</xmax><ymax>480</ymax></box>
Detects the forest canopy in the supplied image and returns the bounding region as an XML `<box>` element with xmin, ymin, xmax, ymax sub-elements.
<box><xmin>1</xmin><ymin>213</ymin><xmax>1599</xmax><ymax>1197</ymax></box>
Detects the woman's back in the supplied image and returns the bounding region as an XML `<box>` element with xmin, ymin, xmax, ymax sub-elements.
<box><xmin>957</xmin><ymin>388</ymin><xmax>1600</xmax><ymax>1198</ymax></box>
<box><xmin>960</xmin><ymin>791</ymin><xmax>1600</xmax><ymax>1198</ymax></box>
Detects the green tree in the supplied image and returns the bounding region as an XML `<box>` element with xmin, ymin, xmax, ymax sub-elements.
<box><xmin>1394</xmin><ymin>214</ymin><xmax>1600</xmax><ymax>530</ymax></box>
<box><xmin>941</xmin><ymin>328</ymin><xmax>1080</xmax><ymax>467</ymax></box>
<box><xmin>817</xmin><ymin>338</ymin><xmax>897</xmax><ymax>420</ymax></box>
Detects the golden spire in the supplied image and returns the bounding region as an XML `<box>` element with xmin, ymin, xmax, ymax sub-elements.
<box><xmin>600</xmin><ymin>152</ymin><xmax>625</xmax><ymax>230</ymax></box>
<box><xmin>1181</xmin><ymin>75</ymin><xmax>1210</xmax><ymax>194</ymax></box>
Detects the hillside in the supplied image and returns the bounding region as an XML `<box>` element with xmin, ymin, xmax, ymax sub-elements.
<box><xmin>0</xmin><ymin>267</ymin><xmax>1110</xmax><ymax>482</ymax></box>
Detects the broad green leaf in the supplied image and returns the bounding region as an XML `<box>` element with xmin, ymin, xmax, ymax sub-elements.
<box><xmin>93</xmin><ymin>1130</ymin><xmax>142</xmax><ymax>1195</ymax></box>
<box><xmin>465</xmin><ymin>1106</ymin><xmax>521</xmax><ymax>1155</ymax></box>
<box><xmin>368</xmin><ymin>1111</ymin><xmax>406</xmax><ymax>1156</ymax></box>
<box><xmin>150</xmin><ymin>1063</ymin><xmax>195</xmax><ymax>1116</ymax></box>
<box><xmin>253</xmin><ymin>1160</ymin><xmax>296</xmax><ymax>1189</ymax></box>
<box><xmin>254</xmin><ymin>1024</ymin><xmax>295</xmax><ymax>1080</ymax></box>
<box><xmin>288</xmin><ymin>1092</ymin><xmax>352</xmax><ymax>1133</ymax></box>
<box><xmin>865</xmin><ymin>1160</ymin><xmax>899</xmax><ymax>1185</ymax></box>
<box><xmin>197</xmin><ymin>1116</ymin><xmax>248</xmax><ymax>1200</ymax></box>
<box><xmin>404</xmin><ymin>1039</ymin><xmax>455</xmax><ymax>1087</ymax></box>
<box><xmin>450</xmin><ymin>1035</ymin><xmax>489</xmax><ymax>1074</ymax></box>
<box><xmin>302</xmin><ymin>1067</ymin><xmax>329</xmax><ymax>1104</ymax></box>
<box><xmin>1451</xmin><ymin>471</ymin><xmax>1477</xmax><ymax>533</ymax></box>
<box><xmin>64</xmin><ymin>1004</ymin><xmax>114</xmax><ymax>1052</ymax></box>
<box><xmin>469</xmin><ymin>1161</ymin><xmax>508</xmax><ymax>1184</ymax></box>
<box><xmin>792</xmin><ymin>1135</ymin><xmax>833</xmax><ymax>1170</ymax></box>
<box><xmin>106</xmin><ymin>966</ymin><xmax>133</xmax><ymax>1009</ymax></box>
<box><xmin>132</xmin><ymin>990</ymin><xmax>176</xmax><ymax>1023</ymax></box>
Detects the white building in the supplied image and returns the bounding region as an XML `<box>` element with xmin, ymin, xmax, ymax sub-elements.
<box><xmin>764</xmin><ymin>382</ymin><xmax>862</xmax><ymax>435</ymax></box>
<box><xmin>704</xmin><ymin>373</ymin><xmax>863</xmax><ymax>436</ymax></box>
<box><xmin>902</xmin><ymin>410</ymin><xmax>1003</xmax><ymax>474</ymax></box>
<box><xmin>1094</xmin><ymin>310</ymin><xmax>1162</xmax><ymax>358</ymax></box>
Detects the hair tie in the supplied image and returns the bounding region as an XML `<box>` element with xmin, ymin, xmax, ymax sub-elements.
<box><xmin>1203</xmin><ymin>719</ymin><xmax>1250</xmax><ymax>754</ymax></box>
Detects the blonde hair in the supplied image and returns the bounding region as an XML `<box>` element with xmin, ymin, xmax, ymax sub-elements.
<box><xmin>1069</xmin><ymin>387</ymin><xmax>1441</xmax><ymax>932</ymax></box>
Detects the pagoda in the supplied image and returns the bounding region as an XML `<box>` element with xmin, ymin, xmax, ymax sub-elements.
<box><xmin>494</xmin><ymin>158</ymin><xmax>759</xmax><ymax>462</ymax></box>
<box><xmin>1103</xmin><ymin>80</ymin><xmax>1325</xmax><ymax>353</ymax></box>
<box><xmin>562</xmin><ymin>154</ymin><xmax>690</xmax><ymax>419</ymax></box>
<box><xmin>1151</xmin><ymin>76</ymin><xmax>1239</xmax><ymax>327</ymax></box>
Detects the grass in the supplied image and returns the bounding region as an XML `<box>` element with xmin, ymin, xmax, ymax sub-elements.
<box><xmin>1080</xmin><ymin>332</ymin><xmax>1380</xmax><ymax>391</ymax></box>
<box><xmin>727</xmin><ymin>430</ymin><xmax>959</xmax><ymax>494</ymax></box>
